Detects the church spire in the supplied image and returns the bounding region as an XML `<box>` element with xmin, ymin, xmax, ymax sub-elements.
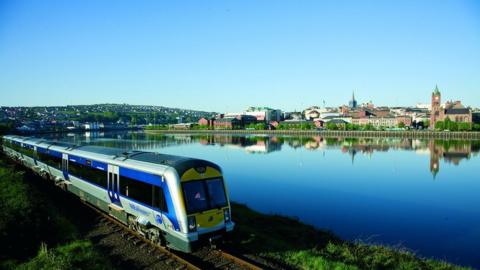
<box><xmin>433</xmin><ymin>84</ymin><xmax>441</xmax><ymax>96</ymax></box>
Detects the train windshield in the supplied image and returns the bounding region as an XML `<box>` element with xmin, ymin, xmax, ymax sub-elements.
<box><xmin>183</xmin><ymin>178</ymin><xmax>227</xmax><ymax>214</ymax></box>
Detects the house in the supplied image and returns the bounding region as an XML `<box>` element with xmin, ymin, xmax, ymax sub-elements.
<box><xmin>304</xmin><ymin>106</ymin><xmax>322</xmax><ymax>120</ymax></box>
<box><xmin>396</xmin><ymin>116</ymin><xmax>412</xmax><ymax>127</ymax></box>
<box><xmin>351</xmin><ymin>117</ymin><xmax>398</xmax><ymax>128</ymax></box>
<box><xmin>214</xmin><ymin>118</ymin><xmax>241</xmax><ymax>130</ymax></box>
<box><xmin>198</xmin><ymin>117</ymin><xmax>215</xmax><ymax>128</ymax></box>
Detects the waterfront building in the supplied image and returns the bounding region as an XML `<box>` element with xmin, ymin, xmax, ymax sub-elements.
<box><xmin>244</xmin><ymin>107</ymin><xmax>282</xmax><ymax>122</ymax></box>
<box><xmin>396</xmin><ymin>116</ymin><xmax>412</xmax><ymax>127</ymax></box>
<box><xmin>443</xmin><ymin>101</ymin><xmax>472</xmax><ymax>123</ymax></box>
<box><xmin>289</xmin><ymin>112</ymin><xmax>303</xmax><ymax>120</ymax></box>
<box><xmin>214</xmin><ymin>117</ymin><xmax>241</xmax><ymax>130</ymax></box>
<box><xmin>198</xmin><ymin>117</ymin><xmax>215</xmax><ymax>128</ymax></box>
<box><xmin>304</xmin><ymin>106</ymin><xmax>321</xmax><ymax>120</ymax></box>
<box><xmin>351</xmin><ymin>115</ymin><xmax>411</xmax><ymax>128</ymax></box>
<box><xmin>430</xmin><ymin>85</ymin><xmax>472</xmax><ymax>128</ymax></box>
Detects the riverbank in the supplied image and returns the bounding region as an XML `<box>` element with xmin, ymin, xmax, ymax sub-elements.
<box><xmin>228</xmin><ymin>203</ymin><xmax>470</xmax><ymax>270</ymax></box>
<box><xmin>145</xmin><ymin>129</ymin><xmax>480</xmax><ymax>140</ymax></box>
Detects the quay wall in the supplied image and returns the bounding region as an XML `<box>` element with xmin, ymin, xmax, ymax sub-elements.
<box><xmin>144</xmin><ymin>129</ymin><xmax>480</xmax><ymax>140</ymax></box>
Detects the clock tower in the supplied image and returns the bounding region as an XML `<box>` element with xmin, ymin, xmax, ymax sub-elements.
<box><xmin>430</xmin><ymin>85</ymin><xmax>441</xmax><ymax>129</ymax></box>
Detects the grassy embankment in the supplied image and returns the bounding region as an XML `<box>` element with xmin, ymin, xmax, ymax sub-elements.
<box><xmin>0</xmin><ymin>157</ymin><xmax>111</xmax><ymax>270</ymax></box>
<box><xmin>228</xmin><ymin>203</ymin><xmax>471</xmax><ymax>270</ymax></box>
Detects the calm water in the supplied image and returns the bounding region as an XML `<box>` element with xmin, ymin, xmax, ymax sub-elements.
<box><xmin>42</xmin><ymin>131</ymin><xmax>480</xmax><ymax>268</ymax></box>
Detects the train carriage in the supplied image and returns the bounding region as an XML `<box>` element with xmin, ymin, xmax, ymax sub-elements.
<box><xmin>1</xmin><ymin>135</ymin><xmax>234</xmax><ymax>252</ymax></box>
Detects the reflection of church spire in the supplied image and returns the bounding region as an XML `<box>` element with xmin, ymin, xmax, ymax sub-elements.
<box><xmin>350</xmin><ymin>149</ymin><xmax>357</xmax><ymax>164</ymax></box>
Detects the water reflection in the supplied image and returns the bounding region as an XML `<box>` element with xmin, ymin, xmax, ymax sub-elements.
<box><xmin>43</xmin><ymin>131</ymin><xmax>480</xmax><ymax>177</ymax></box>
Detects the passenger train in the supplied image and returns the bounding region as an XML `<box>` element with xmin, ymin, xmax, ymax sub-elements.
<box><xmin>1</xmin><ymin>135</ymin><xmax>234</xmax><ymax>252</ymax></box>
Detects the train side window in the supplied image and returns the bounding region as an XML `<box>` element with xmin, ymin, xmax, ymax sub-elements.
<box><xmin>152</xmin><ymin>186</ymin><xmax>168</xmax><ymax>213</ymax></box>
<box><xmin>19</xmin><ymin>144</ymin><xmax>35</xmax><ymax>157</ymax></box>
<box><xmin>120</xmin><ymin>176</ymin><xmax>151</xmax><ymax>206</ymax></box>
<box><xmin>69</xmin><ymin>160</ymin><xmax>107</xmax><ymax>188</ymax></box>
<box><xmin>37</xmin><ymin>151</ymin><xmax>62</xmax><ymax>169</ymax></box>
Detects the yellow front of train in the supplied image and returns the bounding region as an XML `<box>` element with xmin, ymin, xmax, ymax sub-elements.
<box><xmin>180</xmin><ymin>165</ymin><xmax>234</xmax><ymax>247</ymax></box>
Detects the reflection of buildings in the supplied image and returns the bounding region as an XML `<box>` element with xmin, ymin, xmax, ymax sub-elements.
<box><xmin>245</xmin><ymin>139</ymin><xmax>282</xmax><ymax>154</ymax></box>
<box><xmin>337</xmin><ymin>137</ymin><xmax>477</xmax><ymax>177</ymax></box>
<box><xmin>47</xmin><ymin>131</ymin><xmax>478</xmax><ymax>176</ymax></box>
<box><xmin>429</xmin><ymin>140</ymin><xmax>472</xmax><ymax>178</ymax></box>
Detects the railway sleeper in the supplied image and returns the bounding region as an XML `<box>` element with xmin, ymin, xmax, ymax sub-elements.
<box><xmin>214</xmin><ymin>260</ymin><xmax>232</xmax><ymax>269</ymax></box>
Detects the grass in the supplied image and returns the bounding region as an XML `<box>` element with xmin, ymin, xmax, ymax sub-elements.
<box><xmin>0</xmin><ymin>156</ymin><xmax>111</xmax><ymax>270</ymax></box>
<box><xmin>229</xmin><ymin>203</ymin><xmax>471</xmax><ymax>270</ymax></box>
<box><xmin>16</xmin><ymin>241</ymin><xmax>111</xmax><ymax>270</ymax></box>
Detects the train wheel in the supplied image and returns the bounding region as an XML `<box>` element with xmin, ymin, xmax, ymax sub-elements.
<box><xmin>127</xmin><ymin>215</ymin><xmax>137</xmax><ymax>231</ymax></box>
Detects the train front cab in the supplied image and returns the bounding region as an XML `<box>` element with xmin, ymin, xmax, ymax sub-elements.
<box><xmin>176</xmin><ymin>165</ymin><xmax>234</xmax><ymax>252</ymax></box>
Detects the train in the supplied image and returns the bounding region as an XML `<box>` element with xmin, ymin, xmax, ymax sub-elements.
<box><xmin>1</xmin><ymin>135</ymin><xmax>234</xmax><ymax>253</ymax></box>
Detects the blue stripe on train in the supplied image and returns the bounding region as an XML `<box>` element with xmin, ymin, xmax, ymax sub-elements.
<box><xmin>119</xmin><ymin>167</ymin><xmax>161</xmax><ymax>186</ymax></box>
<box><xmin>119</xmin><ymin>167</ymin><xmax>180</xmax><ymax>231</ymax></box>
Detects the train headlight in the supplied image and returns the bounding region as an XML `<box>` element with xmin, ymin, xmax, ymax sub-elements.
<box><xmin>188</xmin><ymin>216</ymin><xmax>197</xmax><ymax>232</ymax></box>
<box><xmin>223</xmin><ymin>209</ymin><xmax>231</xmax><ymax>222</ymax></box>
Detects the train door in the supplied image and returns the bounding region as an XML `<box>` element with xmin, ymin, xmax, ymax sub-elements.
<box><xmin>108</xmin><ymin>165</ymin><xmax>121</xmax><ymax>206</ymax></box>
<box><xmin>62</xmin><ymin>153</ymin><xmax>69</xmax><ymax>180</ymax></box>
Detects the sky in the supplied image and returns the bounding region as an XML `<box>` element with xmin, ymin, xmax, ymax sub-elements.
<box><xmin>0</xmin><ymin>0</ymin><xmax>479</xmax><ymax>112</ymax></box>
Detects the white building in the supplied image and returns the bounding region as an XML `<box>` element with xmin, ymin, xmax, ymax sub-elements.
<box><xmin>244</xmin><ymin>107</ymin><xmax>282</xmax><ymax>122</ymax></box>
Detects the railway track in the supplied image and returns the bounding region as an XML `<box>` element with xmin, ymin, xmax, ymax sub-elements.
<box><xmin>82</xmin><ymin>201</ymin><xmax>264</xmax><ymax>270</ymax></box>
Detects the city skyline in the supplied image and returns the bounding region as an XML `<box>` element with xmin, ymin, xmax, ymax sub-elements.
<box><xmin>1</xmin><ymin>0</ymin><xmax>479</xmax><ymax>111</ymax></box>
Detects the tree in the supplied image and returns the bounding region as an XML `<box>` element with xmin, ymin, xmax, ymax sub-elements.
<box><xmin>362</xmin><ymin>123</ymin><xmax>374</xmax><ymax>131</ymax></box>
<box><xmin>457</xmin><ymin>122</ymin><xmax>472</xmax><ymax>131</ymax></box>
<box><xmin>435</xmin><ymin>121</ymin><xmax>444</xmax><ymax>131</ymax></box>
<box><xmin>255</xmin><ymin>123</ymin><xmax>266</xmax><ymax>130</ymax></box>
<box><xmin>397</xmin><ymin>122</ymin><xmax>405</xmax><ymax>129</ymax></box>
<box><xmin>326</xmin><ymin>122</ymin><xmax>338</xmax><ymax>130</ymax></box>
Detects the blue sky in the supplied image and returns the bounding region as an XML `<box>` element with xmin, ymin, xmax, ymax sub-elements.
<box><xmin>0</xmin><ymin>0</ymin><xmax>479</xmax><ymax>112</ymax></box>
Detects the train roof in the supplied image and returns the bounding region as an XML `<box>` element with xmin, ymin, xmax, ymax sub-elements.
<box><xmin>4</xmin><ymin>135</ymin><xmax>221</xmax><ymax>176</ymax></box>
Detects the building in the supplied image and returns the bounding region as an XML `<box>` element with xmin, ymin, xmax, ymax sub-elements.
<box><xmin>430</xmin><ymin>85</ymin><xmax>442</xmax><ymax>128</ymax></box>
<box><xmin>396</xmin><ymin>116</ymin><xmax>412</xmax><ymax>127</ymax></box>
<box><xmin>473</xmin><ymin>112</ymin><xmax>480</xmax><ymax>124</ymax></box>
<box><xmin>304</xmin><ymin>107</ymin><xmax>321</xmax><ymax>120</ymax></box>
<box><xmin>369</xmin><ymin>108</ymin><xmax>391</xmax><ymax>118</ymax></box>
<box><xmin>351</xmin><ymin>117</ymin><xmax>396</xmax><ymax>127</ymax></box>
<box><xmin>198</xmin><ymin>117</ymin><xmax>215</xmax><ymax>128</ymax></box>
<box><xmin>214</xmin><ymin>117</ymin><xmax>241</xmax><ymax>130</ymax></box>
<box><xmin>430</xmin><ymin>85</ymin><xmax>472</xmax><ymax>128</ymax></box>
<box><xmin>349</xmin><ymin>92</ymin><xmax>358</xmax><ymax>109</ymax></box>
<box><xmin>244</xmin><ymin>107</ymin><xmax>282</xmax><ymax>122</ymax></box>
